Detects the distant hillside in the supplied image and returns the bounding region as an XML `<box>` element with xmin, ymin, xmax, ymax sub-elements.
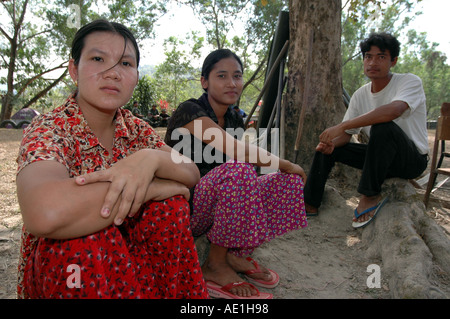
<box><xmin>138</xmin><ymin>65</ymin><xmax>157</xmax><ymax>77</ymax></box>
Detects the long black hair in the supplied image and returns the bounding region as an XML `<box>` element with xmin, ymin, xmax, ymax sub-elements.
<box><xmin>71</xmin><ymin>19</ymin><xmax>140</xmax><ymax>67</ymax></box>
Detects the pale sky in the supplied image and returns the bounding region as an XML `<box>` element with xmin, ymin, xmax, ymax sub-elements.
<box><xmin>408</xmin><ymin>0</ymin><xmax>449</xmax><ymax>58</ymax></box>
<box><xmin>140</xmin><ymin>3</ymin><xmax>208</xmax><ymax>68</ymax></box>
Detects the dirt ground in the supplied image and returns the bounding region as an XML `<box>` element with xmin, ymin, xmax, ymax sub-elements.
<box><xmin>0</xmin><ymin>127</ymin><xmax>449</xmax><ymax>299</ymax></box>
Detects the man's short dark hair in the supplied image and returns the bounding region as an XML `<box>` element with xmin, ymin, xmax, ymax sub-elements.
<box><xmin>360</xmin><ymin>32</ymin><xmax>400</xmax><ymax>61</ymax></box>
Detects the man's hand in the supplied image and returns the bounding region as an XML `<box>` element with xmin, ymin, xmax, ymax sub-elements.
<box><xmin>316</xmin><ymin>141</ymin><xmax>335</xmax><ymax>155</ymax></box>
<box><xmin>319</xmin><ymin>124</ymin><xmax>345</xmax><ymax>145</ymax></box>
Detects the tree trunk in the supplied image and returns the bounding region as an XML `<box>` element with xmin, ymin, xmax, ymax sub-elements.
<box><xmin>1</xmin><ymin>0</ymin><xmax>29</xmax><ymax>122</ymax></box>
<box><xmin>285</xmin><ymin>0</ymin><xmax>345</xmax><ymax>169</ymax></box>
<box><xmin>1</xmin><ymin>25</ymin><xmax>18</xmax><ymax>122</ymax></box>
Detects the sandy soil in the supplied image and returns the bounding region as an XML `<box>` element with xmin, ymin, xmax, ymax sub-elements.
<box><xmin>1</xmin><ymin>127</ymin><xmax>449</xmax><ymax>299</ymax></box>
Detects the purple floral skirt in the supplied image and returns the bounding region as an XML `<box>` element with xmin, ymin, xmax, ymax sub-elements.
<box><xmin>191</xmin><ymin>161</ymin><xmax>307</xmax><ymax>256</ymax></box>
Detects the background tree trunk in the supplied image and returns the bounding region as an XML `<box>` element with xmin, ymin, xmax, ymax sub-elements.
<box><xmin>285</xmin><ymin>0</ymin><xmax>345</xmax><ymax>169</ymax></box>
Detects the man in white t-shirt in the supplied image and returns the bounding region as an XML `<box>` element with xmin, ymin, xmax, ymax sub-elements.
<box><xmin>303</xmin><ymin>32</ymin><xmax>428</xmax><ymax>228</ymax></box>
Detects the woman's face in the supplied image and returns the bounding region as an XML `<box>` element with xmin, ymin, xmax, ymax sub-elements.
<box><xmin>201</xmin><ymin>57</ymin><xmax>243</xmax><ymax>108</ymax></box>
<box><xmin>69</xmin><ymin>31</ymin><xmax>139</xmax><ymax>115</ymax></box>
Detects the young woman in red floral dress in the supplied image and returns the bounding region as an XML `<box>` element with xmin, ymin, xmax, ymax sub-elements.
<box><xmin>15</xmin><ymin>20</ymin><xmax>208</xmax><ymax>299</ymax></box>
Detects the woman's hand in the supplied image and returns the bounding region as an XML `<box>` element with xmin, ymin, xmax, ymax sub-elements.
<box><xmin>75</xmin><ymin>147</ymin><xmax>199</xmax><ymax>226</ymax></box>
<box><xmin>279</xmin><ymin>159</ymin><xmax>307</xmax><ymax>182</ymax></box>
<box><xmin>75</xmin><ymin>149</ymin><xmax>159</xmax><ymax>225</ymax></box>
<box><xmin>148</xmin><ymin>178</ymin><xmax>191</xmax><ymax>202</ymax></box>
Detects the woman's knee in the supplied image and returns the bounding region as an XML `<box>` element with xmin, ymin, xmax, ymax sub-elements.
<box><xmin>262</xmin><ymin>171</ymin><xmax>304</xmax><ymax>186</ymax></box>
<box><xmin>219</xmin><ymin>161</ymin><xmax>258</xmax><ymax>182</ymax></box>
<box><xmin>143</xmin><ymin>195</ymin><xmax>190</xmax><ymax>223</ymax></box>
<box><xmin>227</xmin><ymin>160</ymin><xmax>256</xmax><ymax>173</ymax></box>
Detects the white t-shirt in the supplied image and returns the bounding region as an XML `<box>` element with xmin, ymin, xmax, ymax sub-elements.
<box><xmin>343</xmin><ymin>73</ymin><xmax>428</xmax><ymax>155</ymax></box>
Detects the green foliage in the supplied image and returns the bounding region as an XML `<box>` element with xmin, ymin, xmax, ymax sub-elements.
<box><xmin>126</xmin><ymin>75</ymin><xmax>157</xmax><ymax>115</ymax></box>
<box><xmin>178</xmin><ymin>0</ymin><xmax>250</xmax><ymax>49</ymax></box>
<box><xmin>396</xmin><ymin>30</ymin><xmax>450</xmax><ymax>118</ymax></box>
<box><xmin>152</xmin><ymin>34</ymin><xmax>204</xmax><ymax>110</ymax></box>
<box><xmin>0</xmin><ymin>0</ymin><xmax>164</xmax><ymax>120</ymax></box>
<box><xmin>176</xmin><ymin>0</ymin><xmax>287</xmax><ymax>112</ymax></box>
<box><xmin>2</xmin><ymin>0</ymin><xmax>449</xmax><ymax>122</ymax></box>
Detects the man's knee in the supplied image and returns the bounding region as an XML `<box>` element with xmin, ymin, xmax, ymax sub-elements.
<box><xmin>369</xmin><ymin>121</ymin><xmax>398</xmax><ymax>139</ymax></box>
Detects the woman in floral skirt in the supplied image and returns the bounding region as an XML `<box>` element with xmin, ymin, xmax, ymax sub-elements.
<box><xmin>165</xmin><ymin>49</ymin><xmax>308</xmax><ymax>299</ymax></box>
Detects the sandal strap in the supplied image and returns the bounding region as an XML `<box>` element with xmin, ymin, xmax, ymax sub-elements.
<box><xmin>244</xmin><ymin>257</ymin><xmax>263</xmax><ymax>276</ymax></box>
<box><xmin>354</xmin><ymin>204</ymin><xmax>379</xmax><ymax>219</ymax></box>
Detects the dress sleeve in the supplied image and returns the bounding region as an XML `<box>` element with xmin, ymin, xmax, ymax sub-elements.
<box><xmin>119</xmin><ymin>108</ymin><xmax>166</xmax><ymax>150</ymax></box>
<box><xmin>171</xmin><ymin>100</ymin><xmax>209</xmax><ymax>128</ymax></box>
<box><xmin>164</xmin><ymin>100</ymin><xmax>209</xmax><ymax>146</ymax></box>
<box><xmin>16</xmin><ymin>117</ymin><xmax>69</xmax><ymax>175</ymax></box>
<box><xmin>139</xmin><ymin>122</ymin><xmax>166</xmax><ymax>149</ymax></box>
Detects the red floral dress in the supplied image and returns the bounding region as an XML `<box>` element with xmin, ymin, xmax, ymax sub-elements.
<box><xmin>16</xmin><ymin>95</ymin><xmax>208</xmax><ymax>299</ymax></box>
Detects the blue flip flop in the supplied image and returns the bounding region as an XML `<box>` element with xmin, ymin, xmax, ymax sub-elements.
<box><xmin>352</xmin><ymin>197</ymin><xmax>388</xmax><ymax>229</ymax></box>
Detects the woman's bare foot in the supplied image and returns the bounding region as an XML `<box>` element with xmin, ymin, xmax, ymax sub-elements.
<box><xmin>202</xmin><ymin>244</ymin><xmax>258</xmax><ymax>297</ymax></box>
<box><xmin>226</xmin><ymin>253</ymin><xmax>272</xmax><ymax>282</ymax></box>
<box><xmin>353</xmin><ymin>194</ymin><xmax>381</xmax><ymax>223</ymax></box>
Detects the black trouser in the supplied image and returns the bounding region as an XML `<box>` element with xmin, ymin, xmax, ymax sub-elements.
<box><xmin>304</xmin><ymin>122</ymin><xmax>428</xmax><ymax>208</ymax></box>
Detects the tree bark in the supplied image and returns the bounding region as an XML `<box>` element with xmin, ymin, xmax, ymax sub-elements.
<box><xmin>285</xmin><ymin>0</ymin><xmax>345</xmax><ymax>169</ymax></box>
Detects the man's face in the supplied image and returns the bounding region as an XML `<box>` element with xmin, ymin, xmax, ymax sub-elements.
<box><xmin>363</xmin><ymin>46</ymin><xmax>397</xmax><ymax>80</ymax></box>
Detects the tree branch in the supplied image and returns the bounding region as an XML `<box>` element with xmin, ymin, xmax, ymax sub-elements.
<box><xmin>16</xmin><ymin>0</ymin><xmax>30</xmax><ymax>35</ymax></box>
<box><xmin>16</xmin><ymin>61</ymin><xmax>69</xmax><ymax>96</ymax></box>
<box><xmin>342</xmin><ymin>51</ymin><xmax>361</xmax><ymax>66</ymax></box>
<box><xmin>0</xmin><ymin>25</ymin><xmax>12</xmax><ymax>42</ymax></box>
<box><xmin>18</xmin><ymin>28</ymin><xmax>53</xmax><ymax>47</ymax></box>
<box><xmin>21</xmin><ymin>68</ymin><xmax>69</xmax><ymax>110</ymax></box>
<box><xmin>243</xmin><ymin>56</ymin><xmax>266</xmax><ymax>91</ymax></box>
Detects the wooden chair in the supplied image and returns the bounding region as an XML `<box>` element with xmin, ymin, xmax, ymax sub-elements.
<box><xmin>424</xmin><ymin>102</ymin><xmax>450</xmax><ymax>207</ymax></box>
